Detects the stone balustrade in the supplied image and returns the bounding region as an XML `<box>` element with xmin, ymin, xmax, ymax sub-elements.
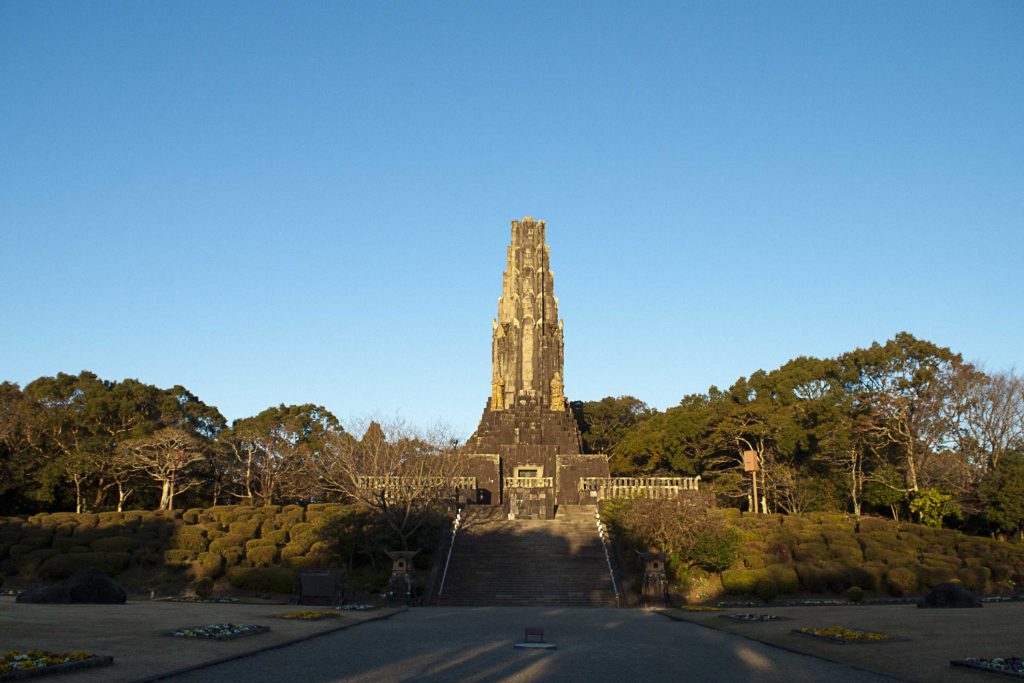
<box><xmin>503</xmin><ymin>476</ymin><xmax>554</xmax><ymax>489</ymax></box>
<box><xmin>578</xmin><ymin>476</ymin><xmax>700</xmax><ymax>500</ymax></box>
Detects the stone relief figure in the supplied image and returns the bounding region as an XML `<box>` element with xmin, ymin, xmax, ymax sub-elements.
<box><xmin>491</xmin><ymin>373</ymin><xmax>505</xmax><ymax>411</ymax></box>
<box><xmin>549</xmin><ymin>372</ymin><xmax>564</xmax><ymax>411</ymax></box>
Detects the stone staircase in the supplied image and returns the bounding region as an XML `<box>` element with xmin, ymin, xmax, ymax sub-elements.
<box><xmin>437</xmin><ymin>504</ymin><xmax>616</xmax><ymax>607</ymax></box>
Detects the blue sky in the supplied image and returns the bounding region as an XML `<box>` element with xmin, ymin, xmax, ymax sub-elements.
<box><xmin>2</xmin><ymin>1</ymin><xmax>1022</xmax><ymax>438</ymax></box>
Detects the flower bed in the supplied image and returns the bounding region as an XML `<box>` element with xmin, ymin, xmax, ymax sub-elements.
<box><xmin>721</xmin><ymin>613</ymin><xmax>784</xmax><ymax>622</ymax></box>
<box><xmin>794</xmin><ymin>626</ymin><xmax>896</xmax><ymax>643</ymax></box>
<box><xmin>679</xmin><ymin>605</ymin><xmax>720</xmax><ymax>612</ymax></box>
<box><xmin>951</xmin><ymin>657</ymin><xmax>1024</xmax><ymax>678</ymax></box>
<box><xmin>0</xmin><ymin>650</ymin><xmax>112</xmax><ymax>681</ymax></box>
<box><xmin>167</xmin><ymin>596</ymin><xmax>239</xmax><ymax>604</ymax></box>
<box><xmin>338</xmin><ymin>604</ymin><xmax>376</xmax><ymax>611</ymax></box>
<box><xmin>169</xmin><ymin>624</ymin><xmax>269</xmax><ymax>640</ymax></box>
<box><xmin>273</xmin><ymin>611</ymin><xmax>340</xmax><ymax>621</ymax></box>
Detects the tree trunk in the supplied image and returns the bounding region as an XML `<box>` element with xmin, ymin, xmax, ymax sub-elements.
<box><xmin>158</xmin><ymin>480</ymin><xmax>171</xmax><ymax>511</ymax></box>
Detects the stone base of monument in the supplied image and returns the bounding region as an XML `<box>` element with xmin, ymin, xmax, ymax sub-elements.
<box><xmin>513</xmin><ymin>642</ymin><xmax>557</xmax><ymax>650</ymax></box>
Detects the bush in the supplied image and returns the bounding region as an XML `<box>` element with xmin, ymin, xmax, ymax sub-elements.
<box><xmin>164</xmin><ymin>549</ymin><xmax>193</xmax><ymax>567</ymax></box>
<box><xmin>194</xmin><ymin>576</ymin><xmax>214</xmax><ymax>599</ymax></box>
<box><xmin>18</xmin><ymin>548</ymin><xmax>60</xmax><ymax>575</ymax></box>
<box><xmin>52</xmin><ymin>537</ymin><xmax>87</xmax><ymax>553</ymax></box>
<box><xmin>827</xmin><ymin>543</ymin><xmax>864</xmax><ymax>565</ymax></box>
<box><xmin>182</xmin><ymin>508</ymin><xmax>203</xmax><ymax>524</ymax></box>
<box><xmin>792</xmin><ymin>543</ymin><xmax>830</xmax><ymax>563</ymax></box>
<box><xmin>193</xmin><ymin>552</ymin><xmax>225</xmax><ymax>580</ymax></box>
<box><xmin>133</xmin><ymin>547</ymin><xmax>161</xmax><ymax>569</ymax></box>
<box><xmin>38</xmin><ymin>552</ymin><xmax>131</xmax><ymax>579</ymax></box>
<box><xmin>90</xmin><ymin>536</ymin><xmax>138</xmax><ymax>554</ymax></box>
<box><xmin>885</xmin><ymin>567</ymin><xmax>918</xmax><ymax>597</ymax></box>
<box><xmin>691</xmin><ymin>529</ymin><xmax>741</xmax><ymax>572</ymax></box>
<box><xmin>227</xmin><ymin>567</ymin><xmax>294</xmax><ymax>593</ymax></box>
<box><xmin>229</xmin><ymin>521</ymin><xmax>260</xmax><ymax>538</ymax></box>
<box><xmin>288</xmin><ymin>522</ymin><xmax>316</xmax><ymax>539</ymax></box>
<box><xmin>170</xmin><ymin>527</ymin><xmax>208</xmax><ymax>554</ymax></box>
<box><xmin>245</xmin><ymin>537</ymin><xmax>277</xmax><ymax>551</ymax></box>
<box><xmin>857</xmin><ymin>516</ymin><xmax>895</xmax><ymax>534</ymax></box>
<box><xmin>246</xmin><ymin>545</ymin><xmax>279</xmax><ymax>568</ymax></box>
<box><xmin>847</xmin><ymin>586</ymin><xmax>865</xmax><ymax>603</ymax></box>
<box><xmin>209</xmin><ymin>534</ymin><xmax>247</xmax><ymax>554</ymax></box>
<box><xmin>957</xmin><ymin>567</ymin><xmax>991</xmax><ymax>594</ymax></box>
<box><xmin>916</xmin><ymin>564</ymin><xmax>958</xmax><ymax>588</ymax></box>
<box><xmin>21</xmin><ymin>530</ymin><xmax>54</xmax><ymax>549</ymax></box>
<box><xmin>221</xmin><ymin>547</ymin><xmax>244</xmax><ymax>567</ymax></box>
<box><xmin>755</xmin><ymin>578</ymin><xmax>778</xmax><ymax>602</ymax></box>
<box><xmin>721</xmin><ymin>568</ymin><xmax>759</xmax><ymax>595</ymax></box>
<box><xmin>262</xmin><ymin>529</ymin><xmax>289</xmax><ymax>545</ymax></box>
<box><xmin>766</xmin><ymin>564</ymin><xmax>799</xmax><ymax>594</ymax></box>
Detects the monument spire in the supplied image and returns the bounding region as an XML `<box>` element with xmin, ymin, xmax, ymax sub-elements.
<box><xmin>490</xmin><ymin>216</ymin><xmax>566</xmax><ymax>413</ymax></box>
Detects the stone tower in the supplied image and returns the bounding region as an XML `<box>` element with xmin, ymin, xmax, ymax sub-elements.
<box><xmin>469</xmin><ymin>217</ymin><xmax>583</xmax><ymax>456</ymax></box>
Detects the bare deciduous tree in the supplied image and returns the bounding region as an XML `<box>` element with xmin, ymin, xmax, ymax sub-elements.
<box><xmin>314</xmin><ymin>419</ymin><xmax>464</xmax><ymax>550</ymax></box>
<box><xmin>123</xmin><ymin>427</ymin><xmax>206</xmax><ymax>510</ymax></box>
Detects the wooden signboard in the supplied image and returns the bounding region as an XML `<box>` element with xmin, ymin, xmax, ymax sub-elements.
<box><xmin>742</xmin><ymin>450</ymin><xmax>759</xmax><ymax>473</ymax></box>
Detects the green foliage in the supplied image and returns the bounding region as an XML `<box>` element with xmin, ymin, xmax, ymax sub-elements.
<box><xmin>909</xmin><ymin>489</ymin><xmax>961</xmax><ymax>528</ymax></box>
<box><xmin>226</xmin><ymin>566</ymin><xmax>294</xmax><ymax>594</ymax></box>
<box><xmin>194</xmin><ymin>576</ymin><xmax>214</xmax><ymax>599</ymax></box>
<box><xmin>755</xmin><ymin>577</ymin><xmax>778</xmax><ymax>602</ymax></box>
<box><xmin>208</xmin><ymin>534</ymin><xmax>246</xmax><ymax>554</ymax></box>
<box><xmin>884</xmin><ymin>567</ymin><xmax>917</xmax><ymax>596</ymax></box>
<box><xmin>193</xmin><ymin>551</ymin><xmax>224</xmax><ymax>580</ymax></box>
<box><xmin>38</xmin><ymin>551</ymin><xmax>131</xmax><ymax>579</ymax></box>
<box><xmin>246</xmin><ymin>544</ymin><xmax>279</xmax><ymax>567</ymax></box>
<box><xmin>978</xmin><ymin>453</ymin><xmax>1024</xmax><ymax>537</ymax></box>
<box><xmin>847</xmin><ymin>586</ymin><xmax>864</xmax><ymax>603</ymax></box>
<box><xmin>90</xmin><ymin>536</ymin><xmax>138</xmax><ymax>554</ymax></box>
<box><xmin>690</xmin><ymin>528</ymin><xmax>741</xmax><ymax>572</ymax></box>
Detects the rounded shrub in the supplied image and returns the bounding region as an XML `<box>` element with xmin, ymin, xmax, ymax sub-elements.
<box><xmin>246</xmin><ymin>545</ymin><xmax>279</xmax><ymax>568</ymax></box>
<box><xmin>53</xmin><ymin>537</ymin><xmax>87</xmax><ymax>553</ymax></box>
<box><xmin>194</xmin><ymin>576</ymin><xmax>214</xmax><ymax>599</ymax></box>
<box><xmin>261</xmin><ymin>529</ymin><xmax>288</xmax><ymax>545</ymax></box>
<box><xmin>847</xmin><ymin>586</ymin><xmax>865</xmax><ymax>603</ymax></box>
<box><xmin>245</xmin><ymin>537</ymin><xmax>277</xmax><ymax>551</ymax></box>
<box><xmin>133</xmin><ymin>547</ymin><xmax>161</xmax><ymax>568</ymax></box>
<box><xmin>18</xmin><ymin>548</ymin><xmax>61</xmax><ymax>575</ymax></box>
<box><xmin>209</xmin><ymin>534</ymin><xmax>247</xmax><ymax>554</ymax></box>
<box><xmin>721</xmin><ymin>569</ymin><xmax>759</xmax><ymax>595</ymax></box>
<box><xmin>163</xmin><ymin>549</ymin><xmax>194</xmax><ymax>567</ymax></box>
<box><xmin>90</xmin><ymin>536</ymin><xmax>138</xmax><ymax>554</ymax></box>
<box><xmin>916</xmin><ymin>564</ymin><xmax>958</xmax><ymax>588</ymax></box>
<box><xmin>766</xmin><ymin>564</ymin><xmax>799</xmax><ymax>594</ymax></box>
<box><xmin>957</xmin><ymin>567</ymin><xmax>991</xmax><ymax>594</ymax></box>
<box><xmin>755</xmin><ymin>578</ymin><xmax>778</xmax><ymax>603</ymax></box>
<box><xmin>792</xmin><ymin>543</ymin><xmax>830</xmax><ymax>563</ymax></box>
<box><xmin>226</xmin><ymin>566</ymin><xmax>294</xmax><ymax>593</ymax></box>
<box><xmin>221</xmin><ymin>547</ymin><xmax>244</xmax><ymax>567</ymax></box>
<box><xmin>38</xmin><ymin>551</ymin><xmax>131</xmax><ymax>579</ymax></box>
<box><xmin>8</xmin><ymin>545</ymin><xmax>34</xmax><ymax>560</ymax></box>
<box><xmin>193</xmin><ymin>551</ymin><xmax>225</xmax><ymax>580</ymax></box>
<box><xmin>228</xmin><ymin>521</ymin><xmax>260</xmax><ymax>539</ymax></box>
<box><xmin>170</xmin><ymin>527</ymin><xmax>209</xmax><ymax>554</ymax></box>
<box><xmin>856</xmin><ymin>516</ymin><xmax>895</xmax><ymax>534</ymax></box>
<box><xmin>182</xmin><ymin>508</ymin><xmax>203</xmax><ymax>525</ymax></box>
<box><xmin>21</xmin><ymin>530</ymin><xmax>54</xmax><ymax>549</ymax></box>
<box><xmin>885</xmin><ymin>567</ymin><xmax>918</xmax><ymax>597</ymax></box>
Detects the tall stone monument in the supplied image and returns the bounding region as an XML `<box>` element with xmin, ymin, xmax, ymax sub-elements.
<box><xmin>464</xmin><ymin>217</ymin><xmax>607</xmax><ymax>515</ymax></box>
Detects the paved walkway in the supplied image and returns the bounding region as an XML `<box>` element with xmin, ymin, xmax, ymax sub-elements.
<box><xmin>165</xmin><ymin>607</ymin><xmax>891</xmax><ymax>682</ymax></box>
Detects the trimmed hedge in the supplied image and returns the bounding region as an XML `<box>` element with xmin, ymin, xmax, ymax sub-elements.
<box><xmin>38</xmin><ymin>551</ymin><xmax>131</xmax><ymax>579</ymax></box>
<box><xmin>226</xmin><ymin>566</ymin><xmax>294</xmax><ymax>593</ymax></box>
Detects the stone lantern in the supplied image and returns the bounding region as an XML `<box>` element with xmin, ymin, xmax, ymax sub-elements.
<box><xmin>637</xmin><ymin>551</ymin><xmax>668</xmax><ymax>605</ymax></box>
<box><xmin>385</xmin><ymin>550</ymin><xmax>419</xmax><ymax>603</ymax></box>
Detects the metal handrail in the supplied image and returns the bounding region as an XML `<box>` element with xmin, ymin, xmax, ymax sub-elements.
<box><xmin>595</xmin><ymin>508</ymin><xmax>620</xmax><ymax>607</ymax></box>
<box><xmin>436</xmin><ymin>509</ymin><xmax>461</xmax><ymax>600</ymax></box>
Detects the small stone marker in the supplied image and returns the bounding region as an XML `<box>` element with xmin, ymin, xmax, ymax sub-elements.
<box><xmin>514</xmin><ymin>626</ymin><xmax>556</xmax><ymax>650</ymax></box>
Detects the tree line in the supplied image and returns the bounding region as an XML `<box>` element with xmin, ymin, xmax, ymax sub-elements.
<box><xmin>572</xmin><ymin>332</ymin><xmax>1024</xmax><ymax>538</ymax></box>
<box><xmin>0</xmin><ymin>372</ymin><xmax>456</xmax><ymax>537</ymax></box>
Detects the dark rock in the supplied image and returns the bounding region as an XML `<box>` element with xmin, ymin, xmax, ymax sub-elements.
<box><xmin>16</xmin><ymin>568</ymin><xmax>126</xmax><ymax>604</ymax></box>
<box><xmin>918</xmin><ymin>581</ymin><xmax>982</xmax><ymax>608</ymax></box>
<box><xmin>16</xmin><ymin>584</ymin><xmax>72</xmax><ymax>604</ymax></box>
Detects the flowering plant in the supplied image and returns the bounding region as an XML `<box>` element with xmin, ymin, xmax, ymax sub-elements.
<box><xmin>0</xmin><ymin>650</ymin><xmax>92</xmax><ymax>673</ymax></box>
